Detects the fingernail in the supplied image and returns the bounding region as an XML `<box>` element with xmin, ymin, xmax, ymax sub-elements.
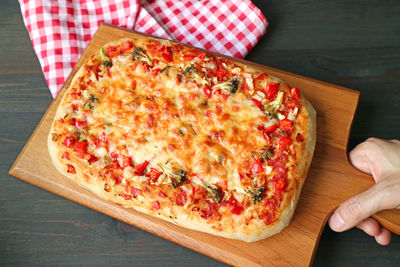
<box><xmin>331</xmin><ymin>211</ymin><xmax>345</xmax><ymax>231</ymax></box>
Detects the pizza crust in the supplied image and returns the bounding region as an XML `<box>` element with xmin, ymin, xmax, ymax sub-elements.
<box><xmin>47</xmin><ymin>37</ymin><xmax>317</xmax><ymax>242</ymax></box>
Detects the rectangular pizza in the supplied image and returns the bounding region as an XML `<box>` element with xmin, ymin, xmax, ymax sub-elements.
<box><xmin>48</xmin><ymin>36</ymin><xmax>316</xmax><ymax>242</ymax></box>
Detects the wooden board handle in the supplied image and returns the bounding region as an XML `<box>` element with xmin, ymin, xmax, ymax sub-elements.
<box><xmin>373</xmin><ymin>210</ymin><xmax>400</xmax><ymax>235</ymax></box>
<box><xmin>345</xmin><ymin>163</ymin><xmax>400</xmax><ymax>235</ymax></box>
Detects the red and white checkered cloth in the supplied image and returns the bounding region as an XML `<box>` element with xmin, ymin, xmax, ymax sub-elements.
<box><xmin>18</xmin><ymin>0</ymin><xmax>268</xmax><ymax>97</ymax></box>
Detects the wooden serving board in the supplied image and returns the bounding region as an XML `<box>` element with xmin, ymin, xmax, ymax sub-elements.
<box><xmin>9</xmin><ymin>24</ymin><xmax>400</xmax><ymax>266</ymax></box>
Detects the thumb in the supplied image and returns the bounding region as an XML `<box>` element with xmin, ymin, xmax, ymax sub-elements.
<box><xmin>328</xmin><ymin>177</ymin><xmax>398</xmax><ymax>232</ymax></box>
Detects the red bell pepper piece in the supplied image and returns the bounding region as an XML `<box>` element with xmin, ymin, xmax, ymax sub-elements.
<box><xmin>66</xmin><ymin>164</ymin><xmax>76</xmax><ymax>174</ymax></box>
<box><xmin>147</xmin><ymin>168</ymin><xmax>162</xmax><ymax>182</ymax></box>
<box><xmin>88</xmin><ymin>154</ymin><xmax>98</xmax><ymax>164</ymax></box>
<box><xmin>266</xmin><ymin>83</ymin><xmax>280</xmax><ymax>99</ymax></box>
<box><xmin>251</xmin><ymin>158</ymin><xmax>264</xmax><ymax>174</ymax></box>
<box><xmin>131</xmin><ymin>188</ymin><xmax>142</xmax><ymax>197</ymax></box>
<box><xmin>61</xmin><ymin>152</ymin><xmax>70</xmax><ymax>160</ymax></box>
<box><xmin>158</xmin><ymin>191</ymin><xmax>167</xmax><ymax>198</ymax></box>
<box><xmin>279</xmin><ymin>119</ymin><xmax>294</xmax><ymax>132</ymax></box>
<box><xmin>291</xmin><ymin>86</ymin><xmax>300</xmax><ymax>100</ymax></box>
<box><xmin>279</xmin><ymin>137</ymin><xmax>292</xmax><ymax>147</ymax></box>
<box><xmin>251</xmin><ymin>98</ymin><xmax>263</xmax><ymax>110</ymax></box>
<box><xmin>264</xmin><ymin>124</ymin><xmax>277</xmax><ymax>134</ymax></box>
<box><xmin>133</xmin><ymin>161</ymin><xmax>149</xmax><ymax>175</ymax></box>
<box><xmin>75</xmin><ymin>120</ymin><xmax>86</xmax><ymax>129</ymax></box>
<box><xmin>231</xmin><ymin>205</ymin><xmax>244</xmax><ymax>215</ymax></box>
<box><xmin>73</xmin><ymin>141</ymin><xmax>88</xmax><ymax>154</ymax></box>
<box><xmin>151</xmin><ymin>201</ymin><xmax>161</xmax><ymax>211</ymax></box>
<box><xmin>63</xmin><ymin>137</ymin><xmax>75</xmax><ymax>148</ymax></box>
<box><xmin>120</xmin><ymin>40</ymin><xmax>132</xmax><ymax>53</ymax></box>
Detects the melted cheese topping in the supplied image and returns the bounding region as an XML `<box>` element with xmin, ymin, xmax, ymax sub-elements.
<box><xmin>50</xmin><ymin>38</ymin><xmax>311</xmax><ymax>231</ymax></box>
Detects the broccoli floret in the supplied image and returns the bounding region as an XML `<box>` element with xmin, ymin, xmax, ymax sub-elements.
<box><xmin>213</xmin><ymin>78</ymin><xmax>239</xmax><ymax>95</ymax></box>
<box><xmin>132</xmin><ymin>48</ymin><xmax>153</xmax><ymax>66</ymax></box>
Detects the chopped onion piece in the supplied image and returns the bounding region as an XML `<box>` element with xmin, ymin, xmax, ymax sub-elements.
<box><xmin>265</xmin><ymin>166</ymin><xmax>272</xmax><ymax>174</ymax></box>
<box><xmin>277</xmin><ymin>112</ymin><xmax>285</xmax><ymax>120</ymax></box>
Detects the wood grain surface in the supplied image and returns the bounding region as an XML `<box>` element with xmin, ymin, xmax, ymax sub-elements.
<box><xmin>1</xmin><ymin>0</ymin><xmax>400</xmax><ymax>266</ymax></box>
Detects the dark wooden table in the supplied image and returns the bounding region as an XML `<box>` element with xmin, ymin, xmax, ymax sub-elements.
<box><xmin>1</xmin><ymin>0</ymin><xmax>399</xmax><ymax>266</ymax></box>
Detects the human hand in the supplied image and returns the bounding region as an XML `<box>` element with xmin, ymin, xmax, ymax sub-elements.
<box><xmin>328</xmin><ymin>138</ymin><xmax>400</xmax><ymax>245</ymax></box>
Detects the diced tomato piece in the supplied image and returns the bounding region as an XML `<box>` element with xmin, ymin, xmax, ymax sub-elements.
<box><xmin>151</xmin><ymin>68</ymin><xmax>160</xmax><ymax>77</ymax></box>
<box><xmin>182</xmin><ymin>54</ymin><xmax>195</xmax><ymax>60</ymax></box>
<box><xmin>133</xmin><ymin>161</ymin><xmax>149</xmax><ymax>175</ymax></box>
<box><xmin>146</xmin><ymin>44</ymin><xmax>162</xmax><ymax>53</ymax></box>
<box><xmin>205</xmin><ymin>110</ymin><xmax>213</xmax><ymax>118</ymax></box>
<box><xmin>231</xmin><ymin>205</ymin><xmax>244</xmax><ymax>215</ymax></box>
<box><xmin>110</xmin><ymin>151</ymin><xmax>119</xmax><ymax>159</ymax></box>
<box><xmin>264</xmin><ymin>124</ymin><xmax>277</xmax><ymax>134</ymax></box>
<box><xmin>71</xmin><ymin>104</ymin><xmax>78</xmax><ymax>111</ymax></box>
<box><xmin>112</xmin><ymin>160</ymin><xmax>121</xmax><ymax>169</ymax></box>
<box><xmin>197</xmin><ymin>52</ymin><xmax>206</xmax><ymax>59</ymax></box>
<box><xmin>73</xmin><ymin>141</ymin><xmax>88</xmax><ymax>154</ymax></box>
<box><xmin>203</xmin><ymin>86</ymin><xmax>212</xmax><ymax>98</ymax></box>
<box><xmin>279</xmin><ymin>119</ymin><xmax>294</xmax><ymax>132</ymax></box>
<box><xmin>120</xmin><ymin>193</ymin><xmax>132</xmax><ymax>200</ymax></box>
<box><xmin>263</xmin><ymin>212</ymin><xmax>275</xmax><ymax>225</ymax></box>
<box><xmin>175</xmin><ymin>191</ymin><xmax>187</xmax><ymax>206</ymax></box>
<box><xmin>216</xmin><ymin>69</ymin><xmax>227</xmax><ymax>79</ymax></box>
<box><xmin>106</xmin><ymin>46</ymin><xmax>117</xmax><ymax>56</ymax></box>
<box><xmin>256</xmin><ymin>73</ymin><xmax>268</xmax><ymax>80</ymax></box>
<box><xmin>266</xmin><ymin>83</ymin><xmax>280</xmax><ymax>99</ymax></box>
<box><xmin>62</xmin><ymin>152</ymin><xmax>70</xmax><ymax>160</ymax></box>
<box><xmin>70</xmin><ymin>92</ymin><xmax>81</xmax><ymax>100</ymax></box>
<box><xmin>120</xmin><ymin>40</ymin><xmax>132</xmax><ymax>53</ymax></box>
<box><xmin>161</xmin><ymin>51</ymin><xmax>173</xmax><ymax>62</ymax></box>
<box><xmin>279</xmin><ymin>137</ymin><xmax>292</xmax><ymax>147</ymax></box>
<box><xmin>88</xmin><ymin>154</ymin><xmax>98</xmax><ymax>164</ymax></box>
<box><xmin>63</xmin><ymin>137</ymin><xmax>75</xmax><ymax>148</ymax></box>
<box><xmin>291</xmin><ymin>86</ymin><xmax>300</xmax><ymax>100</ymax></box>
<box><xmin>75</xmin><ymin>120</ymin><xmax>86</xmax><ymax>129</ymax></box>
<box><xmin>200</xmin><ymin>203</ymin><xmax>219</xmax><ymax>219</ymax></box>
<box><xmin>112</xmin><ymin>174</ymin><xmax>122</xmax><ymax>184</ymax></box>
<box><xmin>221</xmin><ymin>93</ymin><xmax>229</xmax><ymax>101</ymax></box>
<box><xmin>219</xmin><ymin>200</ymin><xmax>230</xmax><ymax>207</ymax></box>
<box><xmin>121</xmin><ymin>156</ymin><xmax>133</xmax><ymax>168</ymax></box>
<box><xmin>66</xmin><ymin>164</ymin><xmax>76</xmax><ymax>174</ymax></box>
<box><xmin>151</xmin><ymin>201</ymin><xmax>161</xmax><ymax>211</ymax></box>
<box><xmin>275</xmin><ymin>178</ymin><xmax>286</xmax><ymax>190</ymax></box>
<box><xmin>147</xmin><ymin>167</ymin><xmax>162</xmax><ymax>182</ymax></box>
<box><xmin>251</xmin><ymin>158</ymin><xmax>264</xmax><ymax>174</ymax></box>
<box><xmin>251</xmin><ymin>98</ymin><xmax>263</xmax><ymax>110</ymax></box>
<box><xmin>296</xmin><ymin>133</ymin><xmax>304</xmax><ymax>142</ymax></box>
<box><xmin>68</xmin><ymin>118</ymin><xmax>76</xmax><ymax>126</ymax></box>
<box><xmin>158</xmin><ymin>191</ymin><xmax>167</xmax><ymax>198</ymax></box>
<box><xmin>220</xmin><ymin>195</ymin><xmax>238</xmax><ymax>207</ymax></box>
<box><xmin>131</xmin><ymin>188</ymin><xmax>142</xmax><ymax>197</ymax></box>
